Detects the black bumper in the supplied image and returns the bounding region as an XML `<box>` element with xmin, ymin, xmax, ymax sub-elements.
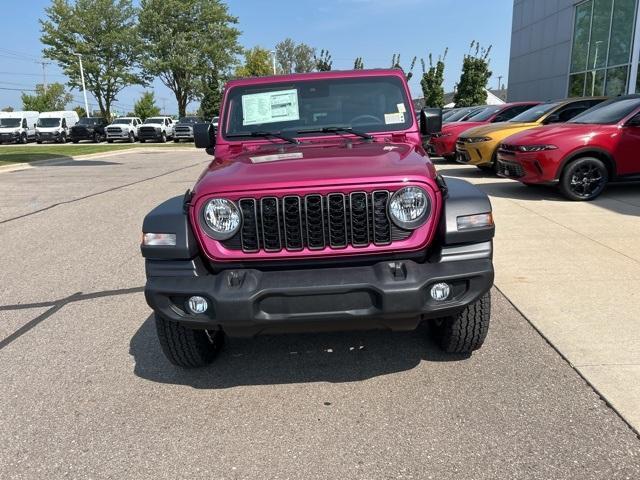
<box><xmin>145</xmin><ymin>255</ymin><xmax>494</xmax><ymax>336</ymax></box>
<box><xmin>139</xmin><ymin>130</ymin><xmax>162</xmax><ymax>140</ymax></box>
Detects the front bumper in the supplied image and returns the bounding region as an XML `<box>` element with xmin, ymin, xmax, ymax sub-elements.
<box><xmin>106</xmin><ymin>130</ymin><xmax>131</xmax><ymax>139</ymax></box>
<box><xmin>456</xmin><ymin>141</ymin><xmax>496</xmax><ymax>166</ymax></box>
<box><xmin>145</xmin><ymin>254</ymin><xmax>494</xmax><ymax>336</ymax></box>
<box><xmin>496</xmin><ymin>150</ymin><xmax>560</xmax><ymax>184</ymax></box>
<box><xmin>139</xmin><ymin>130</ymin><xmax>163</xmax><ymax>140</ymax></box>
<box><xmin>429</xmin><ymin>135</ymin><xmax>456</xmax><ymax>158</ymax></box>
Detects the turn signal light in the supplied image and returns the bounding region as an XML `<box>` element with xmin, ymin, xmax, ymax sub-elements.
<box><xmin>456</xmin><ymin>213</ymin><xmax>493</xmax><ymax>231</ymax></box>
<box><xmin>142</xmin><ymin>233</ymin><xmax>177</xmax><ymax>246</ymax></box>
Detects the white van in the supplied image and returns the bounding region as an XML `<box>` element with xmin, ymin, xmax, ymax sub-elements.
<box><xmin>0</xmin><ymin>111</ymin><xmax>39</xmax><ymax>144</ymax></box>
<box><xmin>36</xmin><ymin>110</ymin><xmax>80</xmax><ymax>144</ymax></box>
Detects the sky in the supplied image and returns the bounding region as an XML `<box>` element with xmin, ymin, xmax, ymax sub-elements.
<box><xmin>0</xmin><ymin>0</ymin><xmax>514</xmax><ymax>115</ymax></box>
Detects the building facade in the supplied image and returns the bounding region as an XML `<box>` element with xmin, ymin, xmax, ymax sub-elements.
<box><xmin>508</xmin><ymin>0</ymin><xmax>640</xmax><ymax>101</ymax></box>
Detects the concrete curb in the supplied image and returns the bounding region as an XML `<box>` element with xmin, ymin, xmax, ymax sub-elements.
<box><xmin>0</xmin><ymin>146</ymin><xmax>196</xmax><ymax>174</ymax></box>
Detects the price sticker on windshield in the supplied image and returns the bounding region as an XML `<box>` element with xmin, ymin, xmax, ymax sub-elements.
<box><xmin>384</xmin><ymin>112</ymin><xmax>405</xmax><ymax>124</ymax></box>
<box><xmin>242</xmin><ymin>89</ymin><xmax>300</xmax><ymax>126</ymax></box>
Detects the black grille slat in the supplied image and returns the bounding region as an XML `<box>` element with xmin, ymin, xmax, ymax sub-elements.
<box><xmin>349</xmin><ymin>192</ymin><xmax>369</xmax><ymax>246</ymax></box>
<box><xmin>239</xmin><ymin>199</ymin><xmax>259</xmax><ymax>252</ymax></box>
<box><xmin>260</xmin><ymin>197</ymin><xmax>282</xmax><ymax>251</ymax></box>
<box><xmin>327</xmin><ymin>194</ymin><xmax>347</xmax><ymax>248</ymax></box>
<box><xmin>283</xmin><ymin>196</ymin><xmax>303</xmax><ymax>250</ymax></box>
<box><xmin>372</xmin><ymin>191</ymin><xmax>392</xmax><ymax>245</ymax></box>
<box><xmin>305</xmin><ymin>195</ymin><xmax>325</xmax><ymax>249</ymax></box>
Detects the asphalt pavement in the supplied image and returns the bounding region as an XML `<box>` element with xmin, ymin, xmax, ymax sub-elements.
<box><xmin>1</xmin><ymin>150</ymin><xmax>639</xmax><ymax>479</ymax></box>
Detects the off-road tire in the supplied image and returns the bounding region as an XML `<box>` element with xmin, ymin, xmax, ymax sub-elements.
<box><xmin>155</xmin><ymin>315</ymin><xmax>224</xmax><ymax>368</ymax></box>
<box><xmin>432</xmin><ymin>292</ymin><xmax>491</xmax><ymax>353</ymax></box>
<box><xmin>559</xmin><ymin>157</ymin><xmax>608</xmax><ymax>201</ymax></box>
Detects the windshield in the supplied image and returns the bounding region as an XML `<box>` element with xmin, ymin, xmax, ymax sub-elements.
<box><xmin>223</xmin><ymin>75</ymin><xmax>413</xmax><ymax>138</ymax></box>
<box><xmin>144</xmin><ymin>118</ymin><xmax>163</xmax><ymax>124</ymax></box>
<box><xmin>466</xmin><ymin>105</ymin><xmax>502</xmax><ymax>122</ymax></box>
<box><xmin>37</xmin><ymin>118</ymin><xmax>61</xmax><ymax>127</ymax></box>
<box><xmin>445</xmin><ymin>107</ymin><xmax>478</xmax><ymax>122</ymax></box>
<box><xmin>570</xmin><ymin>97</ymin><xmax>640</xmax><ymax>124</ymax></box>
<box><xmin>78</xmin><ymin>118</ymin><xmax>97</xmax><ymax>125</ymax></box>
<box><xmin>0</xmin><ymin>118</ymin><xmax>21</xmax><ymax>128</ymax></box>
<box><xmin>509</xmin><ymin>102</ymin><xmax>561</xmax><ymax>123</ymax></box>
<box><xmin>112</xmin><ymin>118</ymin><xmax>132</xmax><ymax>125</ymax></box>
<box><xmin>179</xmin><ymin>117</ymin><xmax>200</xmax><ymax>124</ymax></box>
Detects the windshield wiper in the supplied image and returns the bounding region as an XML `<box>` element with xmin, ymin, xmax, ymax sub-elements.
<box><xmin>227</xmin><ymin>131</ymin><xmax>299</xmax><ymax>144</ymax></box>
<box><xmin>296</xmin><ymin>126</ymin><xmax>374</xmax><ymax>141</ymax></box>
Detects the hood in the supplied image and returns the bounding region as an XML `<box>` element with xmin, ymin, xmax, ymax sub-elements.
<box><xmin>141</xmin><ymin>123</ymin><xmax>163</xmax><ymax>127</ymax></box>
<box><xmin>461</xmin><ymin>121</ymin><xmax>538</xmax><ymax>137</ymax></box>
<box><xmin>0</xmin><ymin>127</ymin><xmax>20</xmax><ymax>133</ymax></box>
<box><xmin>442</xmin><ymin>121</ymin><xmax>486</xmax><ymax>135</ymax></box>
<box><xmin>503</xmin><ymin>123</ymin><xmax>607</xmax><ymax>145</ymax></box>
<box><xmin>193</xmin><ymin>140</ymin><xmax>436</xmax><ymax>196</ymax></box>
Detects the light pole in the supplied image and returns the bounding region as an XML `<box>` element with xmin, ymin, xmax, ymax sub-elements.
<box><xmin>270</xmin><ymin>50</ymin><xmax>276</xmax><ymax>75</ymax></box>
<box><xmin>591</xmin><ymin>40</ymin><xmax>603</xmax><ymax>96</ymax></box>
<box><xmin>74</xmin><ymin>53</ymin><xmax>90</xmax><ymax>117</ymax></box>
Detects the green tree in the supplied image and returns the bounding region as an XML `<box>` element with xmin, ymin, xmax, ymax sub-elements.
<box><xmin>21</xmin><ymin>83</ymin><xmax>73</xmax><ymax>111</ymax></box>
<box><xmin>453</xmin><ymin>41</ymin><xmax>492</xmax><ymax>107</ymax></box>
<box><xmin>314</xmin><ymin>49</ymin><xmax>332</xmax><ymax>71</ymax></box>
<box><xmin>139</xmin><ymin>0</ymin><xmax>241</xmax><ymax>117</ymax></box>
<box><xmin>73</xmin><ymin>106</ymin><xmax>87</xmax><ymax>118</ymax></box>
<box><xmin>420</xmin><ymin>49</ymin><xmax>448</xmax><ymax>108</ymax></box>
<box><xmin>133</xmin><ymin>92</ymin><xmax>161</xmax><ymax>120</ymax></box>
<box><xmin>353</xmin><ymin>57</ymin><xmax>364</xmax><ymax>70</ymax></box>
<box><xmin>391</xmin><ymin>53</ymin><xmax>417</xmax><ymax>81</ymax></box>
<box><xmin>2</xmin><ymin>106</ymin><xmax>15</xmax><ymax>112</ymax></box>
<box><xmin>235</xmin><ymin>47</ymin><xmax>273</xmax><ymax>78</ymax></box>
<box><xmin>198</xmin><ymin>72</ymin><xmax>223</xmax><ymax>120</ymax></box>
<box><xmin>275</xmin><ymin>38</ymin><xmax>316</xmax><ymax>74</ymax></box>
<box><xmin>40</xmin><ymin>0</ymin><xmax>146</xmax><ymax>120</ymax></box>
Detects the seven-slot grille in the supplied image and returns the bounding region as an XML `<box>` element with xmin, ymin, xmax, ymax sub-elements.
<box><xmin>228</xmin><ymin>191</ymin><xmax>406</xmax><ymax>253</ymax></box>
<box><xmin>175</xmin><ymin>126</ymin><xmax>192</xmax><ymax>133</ymax></box>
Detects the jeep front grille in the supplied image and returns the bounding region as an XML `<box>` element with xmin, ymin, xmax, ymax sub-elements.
<box><xmin>225</xmin><ymin>192</ymin><xmax>409</xmax><ymax>253</ymax></box>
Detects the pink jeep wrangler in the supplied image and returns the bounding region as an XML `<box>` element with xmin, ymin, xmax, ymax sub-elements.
<box><xmin>141</xmin><ymin>69</ymin><xmax>495</xmax><ymax>368</ymax></box>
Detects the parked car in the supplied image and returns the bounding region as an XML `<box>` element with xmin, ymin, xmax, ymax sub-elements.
<box><xmin>35</xmin><ymin>110</ymin><xmax>79</xmax><ymax>144</ymax></box>
<box><xmin>456</xmin><ymin>97</ymin><xmax>607</xmax><ymax>172</ymax></box>
<box><xmin>138</xmin><ymin>116</ymin><xmax>174</xmax><ymax>143</ymax></box>
<box><xmin>0</xmin><ymin>111</ymin><xmax>39</xmax><ymax>144</ymax></box>
<box><xmin>443</xmin><ymin>106</ymin><xmax>485</xmax><ymax>124</ymax></box>
<box><xmin>173</xmin><ymin>116</ymin><xmax>203</xmax><ymax>142</ymax></box>
<box><xmin>140</xmin><ymin>69</ymin><xmax>495</xmax><ymax>368</ymax></box>
<box><xmin>105</xmin><ymin>117</ymin><xmax>142</xmax><ymax>143</ymax></box>
<box><xmin>211</xmin><ymin>116</ymin><xmax>219</xmax><ymax>131</ymax></box>
<box><xmin>497</xmin><ymin>95</ymin><xmax>640</xmax><ymax>201</ymax></box>
<box><xmin>428</xmin><ymin>102</ymin><xmax>540</xmax><ymax>160</ymax></box>
<box><xmin>70</xmin><ymin>117</ymin><xmax>108</xmax><ymax>143</ymax></box>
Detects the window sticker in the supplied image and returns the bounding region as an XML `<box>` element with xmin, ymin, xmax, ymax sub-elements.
<box><xmin>384</xmin><ymin>112</ymin><xmax>405</xmax><ymax>124</ymax></box>
<box><xmin>397</xmin><ymin>103</ymin><xmax>407</xmax><ymax>113</ymax></box>
<box><xmin>242</xmin><ymin>89</ymin><xmax>300</xmax><ymax>126</ymax></box>
<box><xmin>250</xmin><ymin>152</ymin><xmax>304</xmax><ymax>163</ymax></box>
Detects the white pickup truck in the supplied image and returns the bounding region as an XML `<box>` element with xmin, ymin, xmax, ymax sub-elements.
<box><xmin>105</xmin><ymin>117</ymin><xmax>142</xmax><ymax>143</ymax></box>
<box><xmin>138</xmin><ymin>116</ymin><xmax>175</xmax><ymax>143</ymax></box>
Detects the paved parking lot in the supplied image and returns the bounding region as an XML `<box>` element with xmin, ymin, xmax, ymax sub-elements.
<box><xmin>1</xmin><ymin>150</ymin><xmax>639</xmax><ymax>479</ymax></box>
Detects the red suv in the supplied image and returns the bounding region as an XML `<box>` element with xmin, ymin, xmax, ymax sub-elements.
<box><xmin>497</xmin><ymin>95</ymin><xmax>640</xmax><ymax>200</ymax></box>
<box><xmin>429</xmin><ymin>102</ymin><xmax>539</xmax><ymax>160</ymax></box>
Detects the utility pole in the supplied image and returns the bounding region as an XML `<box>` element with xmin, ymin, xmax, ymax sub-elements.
<box><xmin>270</xmin><ymin>50</ymin><xmax>277</xmax><ymax>75</ymax></box>
<box><xmin>39</xmin><ymin>60</ymin><xmax>51</xmax><ymax>92</ymax></box>
<box><xmin>74</xmin><ymin>53</ymin><xmax>89</xmax><ymax>117</ymax></box>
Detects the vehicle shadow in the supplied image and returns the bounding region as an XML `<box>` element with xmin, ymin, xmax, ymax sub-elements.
<box><xmin>129</xmin><ymin>314</ymin><xmax>469</xmax><ymax>388</ymax></box>
<box><xmin>0</xmin><ymin>153</ymin><xmax>120</xmax><ymax>168</ymax></box>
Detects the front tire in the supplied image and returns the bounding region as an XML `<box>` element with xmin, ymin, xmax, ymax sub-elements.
<box><xmin>431</xmin><ymin>292</ymin><xmax>491</xmax><ymax>353</ymax></box>
<box><xmin>20</xmin><ymin>133</ymin><xmax>28</xmax><ymax>144</ymax></box>
<box><xmin>559</xmin><ymin>157</ymin><xmax>608</xmax><ymax>201</ymax></box>
<box><xmin>155</xmin><ymin>315</ymin><xmax>224</xmax><ymax>368</ymax></box>
<box><xmin>160</xmin><ymin>132</ymin><xmax>167</xmax><ymax>143</ymax></box>
<box><xmin>128</xmin><ymin>131</ymin><xmax>135</xmax><ymax>143</ymax></box>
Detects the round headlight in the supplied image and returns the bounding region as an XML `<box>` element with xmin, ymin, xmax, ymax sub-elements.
<box><xmin>201</xmin><ymin>198</ymin><xmax>241</xmax><ymax>240</ymax></box>
<box><xmin>388</xmin><ymin>186</ymin><xmax>430</xmax><ymax>229</ymax></box>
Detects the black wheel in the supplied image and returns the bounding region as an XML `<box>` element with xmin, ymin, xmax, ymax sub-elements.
<box><xmin>20</xmin><ymin>133</ymin><xmax>28</xmax><ymax>144</ymax></box>
<box><xmin>160</xmin><ymin>132</ymin><xmax>167</xmax><ymax>143</ymax></box>
<box><xmin>128</xmin><ymin>131</ymin><xmax>135</xmax><ymax>143</ymax></box>
<box><xmin>107</xmin><ymin>139</ymin><xmax>113</xmax><ymax>144</ymax></box>
<box><xmin>431</xmin><ymin>292</ymin><xmax>491</xmax><ymax>353</ymax></box>
<box><xmin>59</xmin><ymin>132</ymin><xmax>67</xmax><ymax>144</ymax></box>
<box><xmin>155</xmin><ymin>315</ymin><xmax>224</xmax><ymax>368</ymax></box>
<box><xmin>173</xmin><ymin>138</ymin><xmax>180</xmax><ymax>143</ymax></box>
<box><xmin>559</xmin><ymin>157</ymin><xmax>608</xmax><ymax>201</ymax></box>
<box><xmin>36</xmin><ymin>140</ymin><xmax>43</xmax><ymax>144</ymax></box>
<box><xmin>140</xmin><ymin>139</ymin><xmax>146</xmax><ymax>143</ymax></box>
<box><xmin>72</xmin><ymin>139</ymin><xmax>79</xmax><ymax>144</ymax></box>
<box><xmin>92</xmin><ymin>132</ymin><xmax>99</xmax><ymax>143</ymax></box>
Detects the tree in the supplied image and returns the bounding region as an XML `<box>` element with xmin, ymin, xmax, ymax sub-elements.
<box><xmin>275</xmin><ymin>38</ymin><xmax>316</xmax><ymax>74</ymax></box>
<box><xmin>139</xmin><ymin>0</ymin><xmax>241</xmax><ymax>118</ymax></box>
<box><xmin>21</xmin><ymin>83</ymin><xmax>73</xmax><ymax>111</ymax></box>
<box><xmin>2</xmin><ymin>106</ymin><xmax>15</xmax><ymax>112</ymax></box>
<box><xmin>420</xmin><ymin>49</ymin><xmax>448</xmax><ymax>108</ymax></box>
<box><xmin>453</xmin><ymin>41</ymin><xmax>492</xmax><ymax>107</ymax></box>
<box><xmin>73</xmin><ymin>106</ymin><xmax>87</xmax><ymax>118</ymax></box>
<box><xmin>133</xmin><ymin>91</ymin><xmax>161</xmax><ymax>120</ymax></box>
<box><xmin>391</xmin><ymin>53</ymin><xmax>417</xmax><ymax>81</ymax></box>
<box><xmin>315</xmin><ymin>49</ymin><xmax>332</xmax><ymax>71</ymax></box>
<box><xmin>353</xmin><ymin>57</ymin><xmax>364</xmax><ymax>70</ymax></box>
<box><xmin>235</xmin><ymin>47</ymin><xmax>273</xmax><ymax>78</ymax></box>
<box><xmin>198</xmin><ymin>72</ymin><xmax>223</xmax><ymax>120</ymax></box>
<box><xmin>41</xmin><ymin>0</ymin><xmax>146</xmax><ymax>120</ymax></box>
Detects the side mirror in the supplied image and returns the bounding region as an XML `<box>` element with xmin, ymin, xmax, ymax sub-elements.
<box><xmin>544</xmin><ymin>113</ymin><xmax>561</xmax><ymax>124</ymax></box>
<box><xmin>194</xmin><ymin>122</ymin><xmax>215</xmax><ymax>150</ymax></box>
<box><xmin>420</xmin><ymin>108</ymin><xmax>443</xmax><ymax>136</ymax></box>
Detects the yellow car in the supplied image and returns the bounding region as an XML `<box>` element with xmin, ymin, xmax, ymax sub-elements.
<box><xmin>455</xmin><ymin>97</ymin><xmax>607</xmax><ymax>171</ymax></box>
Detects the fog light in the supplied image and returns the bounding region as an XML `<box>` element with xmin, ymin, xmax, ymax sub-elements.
<box><xmin>186</xmin><ymin>296</ymin><xmax>208</xmax><ymax>314</ymax></box>
<box><xmin>430</xmin><ymin>283</ymin><xmax>451</xmax><ymax>301</ymax></box>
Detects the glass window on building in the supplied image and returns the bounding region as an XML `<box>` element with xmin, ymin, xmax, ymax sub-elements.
<box><xmin>569</xmin><ymin>0</ymin><xmax>638</xmax><ymax>97</ymax></box>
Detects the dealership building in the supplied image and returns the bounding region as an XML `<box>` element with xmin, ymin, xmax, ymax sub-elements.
<box><xmin>508</xmin><ymin>0</ymin><xmax>640</xmax><ymax>101</ymax></box>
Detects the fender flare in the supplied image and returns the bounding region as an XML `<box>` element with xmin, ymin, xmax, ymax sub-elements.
<box><xmin>555</xmin><ymin>147</ymin><xmax>616</xmax><ymax>180</ymax></box>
